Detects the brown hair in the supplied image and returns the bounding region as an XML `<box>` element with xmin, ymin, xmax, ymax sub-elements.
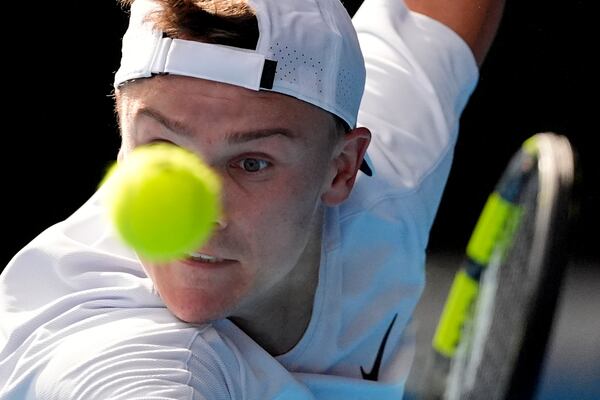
<box><xmin>119</xmin><ymin>0</ymin><xmax>259</xmax><ymax>49</ymax></box>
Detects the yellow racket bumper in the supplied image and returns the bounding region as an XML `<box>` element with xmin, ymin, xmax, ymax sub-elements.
<box><xmin>433</xmin><ymin>269</ymin><xmax>480</xmax><ymax>357</ymax></box>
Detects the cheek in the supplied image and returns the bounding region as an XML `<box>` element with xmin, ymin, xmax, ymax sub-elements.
<box><xmin>230</xmin><ymin>174</ymin><xmax>323</xmax><ymax>261</ymax></box>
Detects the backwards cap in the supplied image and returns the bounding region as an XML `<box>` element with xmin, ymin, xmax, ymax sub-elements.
<box><xmin>115</xmin><ymin>0</ymin><xmax>372</xmax><ymax>175</ymax></box>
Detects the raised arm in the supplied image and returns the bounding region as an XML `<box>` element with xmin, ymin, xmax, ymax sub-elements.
<box><xmin>352</xmin><ymin>0</ymin><xmax>491</xmax><ymax>240</ymax></box>
<box><xmin>404</xmin><ymin>0</ymin><xmax>505</xmax><ymax>66</ymax></box>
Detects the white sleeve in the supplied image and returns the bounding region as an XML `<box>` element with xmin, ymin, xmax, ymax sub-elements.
<box><xmin>2</xmin><ymin>312</ymin><xmax>237</xmax><ymax>400</ymax></box>
<box><xmin>352</xmin><ymin>0</ymin><xmax>479</xmax><ymax>233</ymax></box>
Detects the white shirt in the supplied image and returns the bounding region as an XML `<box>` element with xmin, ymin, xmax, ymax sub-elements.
<box><xmin>0</xmin><ymin>0</ymin><xmax>478</xmax><ymax>398</ymax></box>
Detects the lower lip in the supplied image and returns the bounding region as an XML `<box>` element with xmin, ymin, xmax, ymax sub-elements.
<box><xmin>180</xmin><ymin>257</ymin><xmax>238</xmax><ymax>269</ymax></box>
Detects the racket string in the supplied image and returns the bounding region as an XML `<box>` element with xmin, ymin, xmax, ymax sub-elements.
<box><xmin>463</xmin><ymin>173</ymin><xmax>539</xmax><ymax>400</ymax></box>
<box><xmin>445</xmin><ymin>161</ymin><xmax>540</xmax><ymax>400</ymax></box>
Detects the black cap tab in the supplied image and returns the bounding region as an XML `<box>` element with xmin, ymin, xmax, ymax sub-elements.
<box><xmin>260</xmin><ymin>60</ymin><xmax>278</xmax><ymax>89</ymax></box>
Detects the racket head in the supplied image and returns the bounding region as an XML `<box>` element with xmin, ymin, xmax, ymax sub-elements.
<box><xmin>502</xmin><ymin>133</ymin><xmax>576</xmax><ymax>399</ymax></box>
<box><xmin>420</xmin><ymin>132</ymin><xmax>576</xmax><ymax>400</ymax></box>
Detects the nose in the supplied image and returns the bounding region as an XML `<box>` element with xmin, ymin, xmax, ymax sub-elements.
<box><xmin>213</xmin><ymin>193</ymin><xmax>228</xmax><ymax>231</ymax></box>
<box><xmin>212</xmin><ymin>172</ymin><xmax>229</xmax><ymax>231</ymax></box>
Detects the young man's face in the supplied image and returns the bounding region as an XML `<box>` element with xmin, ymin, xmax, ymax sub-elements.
<box><xmin>116</xmin><ymin>75</ymin><xmax>364</xmax><ymax>325</ymax></box>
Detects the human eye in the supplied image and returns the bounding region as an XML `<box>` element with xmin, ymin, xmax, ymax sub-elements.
<box><xmin>235</xmin><ymin>157</ymin><xmax>271</xmax><ymax>173</ymax></box>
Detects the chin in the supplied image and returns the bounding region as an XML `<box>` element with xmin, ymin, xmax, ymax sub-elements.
<box><xmin>143</xmin><ymin>259</ymin><xmax>253</xmax><ymax>324</ymax></box>
<box><xmin>158</xmin><ymin>284</ymin><xmax>244</xmax><ymax>324</ymax></box>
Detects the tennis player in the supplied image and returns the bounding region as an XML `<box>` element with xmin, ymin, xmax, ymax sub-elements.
<box><xmin>0</xmin><ymin>0</ymin><xmax>503</xmax><ymax>398</ymax></box>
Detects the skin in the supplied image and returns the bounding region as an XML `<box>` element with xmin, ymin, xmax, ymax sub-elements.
<box><xmin>116</xmin><ymin>75</ymin><xmax>370</xmax><ymax>355</ymax></box>
<box><xmin>405</xmin><ymin>0</ymin><xmax>505</xmax><ymax>66</ymax></box>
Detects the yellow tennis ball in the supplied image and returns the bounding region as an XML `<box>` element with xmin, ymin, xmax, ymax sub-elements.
<box><xmin>101</xmin><ymin>143</ymin><xmax>221</xmax><ymax>262</ymax></box>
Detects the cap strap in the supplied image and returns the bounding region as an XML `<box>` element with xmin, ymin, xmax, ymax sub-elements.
<box><xmin>150</xmin><ymin>37</ymin><xmax>277</xmax><ymax>91</ymax></box>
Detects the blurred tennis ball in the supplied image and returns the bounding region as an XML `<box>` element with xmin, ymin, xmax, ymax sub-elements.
<box><xmin>101</xmin><ymin>143</ymin><xmax>221</xmax><ymax>262</ymax></box>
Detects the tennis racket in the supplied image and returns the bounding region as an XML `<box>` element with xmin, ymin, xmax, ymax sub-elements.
<box><xmin>420</xmin><ymin>132</ymin><xmax>575</xmax><ymax>400</ymax></box>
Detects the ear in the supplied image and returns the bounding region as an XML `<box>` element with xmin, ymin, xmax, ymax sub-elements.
<box><xmin>322</xmin><ymin>127</ymin><xmax>371</xmax><ymax>206</ymax></box>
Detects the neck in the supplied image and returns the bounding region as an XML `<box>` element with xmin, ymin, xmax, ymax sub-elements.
<box><xmin>229</xmin><ymin>211</ymin><xmax>324</xmax><ymax>356</ymax></box>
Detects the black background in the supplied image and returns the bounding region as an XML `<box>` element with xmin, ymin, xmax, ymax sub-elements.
<box><xmin>2</xmin><ymin>0</ymin><xmax>596</xmax><ymax>270</ymax></box>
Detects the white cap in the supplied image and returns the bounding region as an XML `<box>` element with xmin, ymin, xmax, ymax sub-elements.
<box><xmin>115</xmin><ymin>0</ymin><xmax>372</xmax><ymax>175</ymax></box>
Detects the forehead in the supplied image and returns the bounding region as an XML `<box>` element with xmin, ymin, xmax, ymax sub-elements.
<box><xmin>117</xmin><ymin>75</ymin><xmax>335</xmax><ymax>139</ymax></box>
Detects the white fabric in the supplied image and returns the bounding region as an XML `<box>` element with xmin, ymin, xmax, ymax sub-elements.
<box><xmin>0</xmin><ymin>0</ymin><xmax>478</xmax><ymax>398</ymax></box>
<box><xmin>115</xmin><ymin>0</ymin><xmax>366</xmax><ymax>129</ymax></box>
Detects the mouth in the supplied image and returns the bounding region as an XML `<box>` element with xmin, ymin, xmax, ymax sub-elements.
<box><xmin>182</xmin><ymin>252</ymin><xmax>237</xmax><ymax>268</ymax></box>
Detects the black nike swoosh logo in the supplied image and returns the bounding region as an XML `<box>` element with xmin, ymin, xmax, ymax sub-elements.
<box><xmin>360</xmin><ymin>313</ymin><xmax>398</xmax><ymax>381</ymax></box>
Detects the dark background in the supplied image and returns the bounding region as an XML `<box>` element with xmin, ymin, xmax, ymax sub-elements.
<box><xmin>3</xmin><ymin>0</ymin><xmax>597</xmax><ymax>269</ymax></box>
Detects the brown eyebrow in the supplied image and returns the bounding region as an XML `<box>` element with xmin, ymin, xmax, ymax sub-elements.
<box><xmin>226</xmin><ymin>128</ymin><xmax>297</xmax><ymax>145</ymax></box>
<box><xmin>137</xmin><ymin>106</ymin><xmax>297</xmax><ymax>144</ymax></box>
<box><xmin>138</xmin><ymin>107</ymin><xmax>195</xmax><ymax>137</ymax></box>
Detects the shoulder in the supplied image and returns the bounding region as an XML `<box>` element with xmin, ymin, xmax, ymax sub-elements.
<box><xmin>349</xmin><ymin>0</ymin><xmax>479</xmax><ymax>231</ymax></box>
<box><xmin>30</xmin><ymin>310</ymin><xmax>237</xmax><ymax>399</ymax></box>
<box><xmin>353</xmin><ymin>0</ymin><xmax>479</xmax><ymax>119</ymax></box>
<box><xmin>5</xmin><ymin>311</ymin><xmax>314</xmax><ymax>399</ymax></box>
